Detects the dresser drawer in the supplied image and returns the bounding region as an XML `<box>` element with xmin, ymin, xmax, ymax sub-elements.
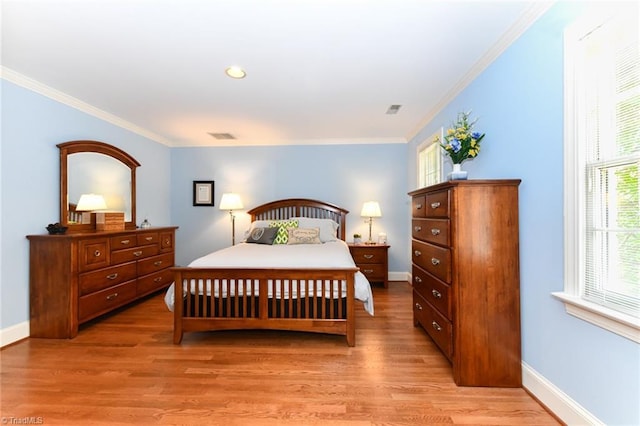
<box><xmin>137</xmin><ymin>268</ymin><xmax>173</xmax><ymax>296</ymax></box>
<box><xmin>137</xmin><ymin>253</ymin><xmax>174</xmax><ymax>276</ymax></box>
<box><xmin>78</xmin><ymin>238</ymin><xmax>110</xmax><ymax>272</ymax></box>
<box><xmin>424</xmin><ymin>190</ymin><xmax>450</xmax><ymax>218</ymax></box>
<box><xmin>110</xmin><ymin>234</ymin><xmax>137</xmax><ymax>250</ymax></box>
<box><xmin>79</xmin><ymin>261</ymin><xmax>137</xmax><ymax>296</ymax></box>
<box><xmin>412</xmin><ymin>218</ymin><xmax>450</xmax><ymax>246</ymax></box>
<box><xmin>111</xmin><ymin>244</ymin><xmax>159</xmax><ymax>264</ymax></box>
<box><xmin>412</xmin><ymin>194</ymin><xmax>426</xmax><ymax>218</ymax></box>
<box><xmin>159</xmin><ymin>230</ymin><xmax>175</xmax><ymax>253</ymax></box>
<box><xmin>137</xmin><ymin>232</ymin><xmax>159</xmax><ymax>246</ymax></box>
<box><xmin>78</xmin><ymin>280</ymin><xmax>137</xmax><ymax>322</ymax></box>
<box><xmin>413</xmin><ymin>290</ymin><xmax>453</xmax><ymax>360</ymax></box>
<box><xmin>412</xmin><ymin>265</ymin><xmax>451</xmax><ymax>319</ymax></box>
<box><xmin>412</xmin><ymin>240</ymin><xmax>451</xmax><ymax>283</ymax></box>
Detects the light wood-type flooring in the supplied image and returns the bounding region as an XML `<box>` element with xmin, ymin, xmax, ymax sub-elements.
<box><xmin>1</xmin><ymin>282</ymin><xmax>560</xmax><ymax>425</ymax></box>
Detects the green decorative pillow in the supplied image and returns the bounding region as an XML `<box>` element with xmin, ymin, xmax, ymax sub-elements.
<box><xmin>269</xmin><ymin>219</ymin><xmax>299</xmax><ymax>244</ymax></box>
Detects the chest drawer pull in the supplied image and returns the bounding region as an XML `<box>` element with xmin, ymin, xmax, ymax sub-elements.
<box><xmin>145</xmin><ymin>236</ymin><xmax>153</xmax><ymax>241</ymax></box>
<box><xmin>430</xmin><ymin>228</ymin><xmax>441</xmax><ymax>236</ymax></box>
<box><xmin>153</xmin><ymin>261</ymin><xmax>163</xmax><ymax>266</ymax></box>
<box><xmin>106</xmin><ymin>292</ymin><xmax>119</xmax><ymax>301</ymax></box>
<box><xmin>154</xmin><ymin>277</ymin><xmax>163</xmax><ymax>283</ymax></box>
<box><xmin>414</xmin><ymin>250</ymin><xmax>422</xmax><ymax>257</ymax></box>
<box><xmin>120</xmin><ymin>239</ymin><xmax>131</xmax><ymax>245</ymax></box>
<box><xmin>431</xmin><ymin>257</ymin><xmax>440</xmax><ymax>266</ymax></box>
<box><xmin>414</xmin><ymin>276</ymin><xmax>422</xmax><ymax>283</ymax></box>
<box><xmin>133</xmin><ymin>250</ymin><xmax>143</xmax><ymax>257</ymax></box>
<box><xmin>363</xmin><ymin>269</ymin><xmax>374</xmax><ymax>273</ymax></box>
<box><xmin>431</xmin><ymin>321</ymin><xmax>442</xmax><ymax>332</ymax></box>
<box><xmin>94</xmin><ymin>250</ymin><xmax>102</xmax><ymax>257</ymax></box>
<box><xmin>431</xmin><ymin>289</ymin><xmax>442</xmax><ymax>299</ymax></box>
<box><xmin>415</xmin><ymin>302</ymin><xmax>423</xmax><ymax>311</ymax></box>
<box><xmin>363</xmin><ymin>254</ymin><xmax>374</xmax><ymax>259</ymax></box>
<box><xmin>416</xmin><ymin>203</ymin><xmax>423</xmax><ymax>210</ymax></box>
<box><xmin>414</xmin><ymin>226</ymin><xmax>422</xmax><ymax>232</ymax></box>
<box><xmin>106</xmin><ymin>273</ymin><xmax>118</xmax><ymax>280</ymax></box>
<box><xmin>430</xmin><ymin>202</ymin><xmax>441</xmax><ymax>209</ymax></box>
<box><xmin>164</xmin><ymin>238</ymin><xmax>171</xmax><ymax>245</ymax></box>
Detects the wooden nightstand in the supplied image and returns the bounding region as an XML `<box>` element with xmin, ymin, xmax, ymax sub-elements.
<box><xmin>348</xmin><ymin>243</ymin><xmax>390</xmax><ymax>288</ymax></box>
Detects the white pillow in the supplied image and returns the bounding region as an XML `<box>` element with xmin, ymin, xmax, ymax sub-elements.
<box><xmin>292</xmin><ymin>217</ymin><xmax>339</xmax><ymax>242</ymax></box>
<box><xmin>287</xmin><ymin>227</ymin><xmax>322</xmax><ymax>245</ymax></box>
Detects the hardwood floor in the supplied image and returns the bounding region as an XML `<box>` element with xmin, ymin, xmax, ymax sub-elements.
<box><xmin>1</xmin><ymin>282</ymin><xmax>559</xmax><ymax>425</ymax></box>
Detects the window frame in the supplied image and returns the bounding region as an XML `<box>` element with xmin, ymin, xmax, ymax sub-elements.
<box><xmin>417</xmin><ymin>128</ymin><xmax>444</xmax><ymax>188</ymax></box>
<box><xmin>553</xmin><ymin>3</ymin><xmax>640</xmax><ymax>343</ymax></box>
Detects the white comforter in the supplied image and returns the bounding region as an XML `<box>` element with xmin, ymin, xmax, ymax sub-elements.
<box><xmin>164</xmin><ymin>240</ymin><xmax>374</xmax><ymax>315</ymax></box>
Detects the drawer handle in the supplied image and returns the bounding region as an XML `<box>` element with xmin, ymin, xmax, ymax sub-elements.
<box><xmin>154</xmin><ymin>277</ymin><xmax>163</xmax><ymax>283</ymax></box>
<box><xmin>120</xmin><ymin>239</ymin><xmax>130</xmax><ymax>245</ymax></box>
<box><xmin>414</xmin><ymin>250</ymin><xmax>422</xmax><ymax>257</ymax></box>
<box><xmin>363</xmin><ymin>254</ymin><xmax>374</xmax><ymax>259</ymax></box>
<box><xmin>364</xmin><ymin>269</ymin><xmax>374</xmax><ymax>273</ymax></box>
<box><xmin>94</xmin><ymin>250</ymin><xmax>101</xmax><ymax>257</ymax></box>
<box><xmin>153</xmin><ymin>261</ymin><xmax>163</xmax><ymax>266</ymax></box>
<box><xmin>106</xmin><ymin>273</ymin><xmax>118</xmax><ymax>280</ymax></box>
<box><xmin>415</xmin><ymin>302</ymin><xmax>423</xmax><ymax>311</ymax></box>
<box><xmin>164</xmin><ymin>239</ymin><xmax>170</xmax><ymax>245</ymax></box>
<box><xmin>432</xmin><ymin>321</ymin><xmax>442</xmax><ymax>332</ymax></box>
<box><xmin>430</xmin><ymin>202</ymin><xmax>441</xmax><ymax>209</ymax></box>
<box><xmin>431</xmin><ymin>258</ymin><xmax>440</xmax><ymax>266</ymax></box>
<box><xmin>133</xmin><ymin>250</ymin><xmax>143</xmax><ymax>257</ymax></box>
<box><xmin>414</xmin><ymin>226</ymin><xmax>422</xmax><ymax>232</ymax></box>
<box><xmin>145</xmin><ymin>236</ymin><xmax>153</xmax><ymax>241</ymax></box>
<box><xmin>106</xmin><ymin>292</ymin><xmax>119</xmax><ymax>301</ymax></box>
<box><xmin>432</xmin><ymin>289</ymin><xmax>442</xmax><ymax>299</ymax></box>
<box><xmin>416</xmin><ymin>203</ymin><xmax>423</xmax><ymax>210</ymax></box>
<box><xmin>430</xmin><ymin>228</ymin><xmax>440</xmax><ymax>236</ymax></box>
<box><xmin>414</xmin><ymin>276</ymin><xmax>422</xmax><ymax>283</ymax></box>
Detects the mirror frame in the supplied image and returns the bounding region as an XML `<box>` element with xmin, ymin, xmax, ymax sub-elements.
<box><xmin>58</xmin><ymin>140</ymin><xmax>141</xmax><ymax>232</ymax></box>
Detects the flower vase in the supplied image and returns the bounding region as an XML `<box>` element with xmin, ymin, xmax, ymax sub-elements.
<box><xmin>449</xmin><ymin>163</ymin><xmax>468</xmax><ymax>180</ymax></box>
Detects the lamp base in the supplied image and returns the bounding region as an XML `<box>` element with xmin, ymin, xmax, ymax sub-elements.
<box><xmin>364</xmin><ymin>241</ymin><xmax>377</xmax><ymax>245</ymax></box>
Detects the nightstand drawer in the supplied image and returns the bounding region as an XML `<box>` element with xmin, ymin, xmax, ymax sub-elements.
<box><xmin>359</xmin><ymin>263</ymin><xmax>386</xmax><ymax>281</ymax></box>
<box><xmin>350</xmin><ymin>246</ymin><xmax>385</xmax><ymax>264</ymax></box>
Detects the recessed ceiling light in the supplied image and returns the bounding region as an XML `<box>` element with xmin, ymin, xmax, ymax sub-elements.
<box><xmin>386</xmin><ymin>104</ymin><xmax>402</xmax><ymax>114</ymax></box>
<box><xmin>225</xmin><ymin>66</ymin><xmax>246</xmax><ymax>79</ymax></box>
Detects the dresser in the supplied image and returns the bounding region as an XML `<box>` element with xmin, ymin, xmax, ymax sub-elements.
<box><xmin>409</xmin><ymin>180</ymin><xmax>521</xmax><ymax>387</ymax></box>
<box><xmin>27</xmin><ymin>226</ymin><xmax>178</xmax><ymax>338</ymax></box>
<box><xmin>348</xmin><ymin>243</ymin><xmax>390</xmax><ymax>288</ymax></box>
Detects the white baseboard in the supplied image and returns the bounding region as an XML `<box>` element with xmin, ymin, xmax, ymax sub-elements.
<box><xmin>1</xmin><ymin>321</ymin><xmax>29</xmax><ymax>348</ymax></box>
<box><xmin>388</xmin><ymin>271</ymin><xmax>410</xmax><ymax>282</ymax></box>
<box><xmin>523</xmin><ymin>361</ymin><xmax>603</xmax><ymax>425</ymax></box>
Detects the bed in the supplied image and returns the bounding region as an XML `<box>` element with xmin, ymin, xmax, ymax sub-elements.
<box><xmin>165</xmin><ymin>198</ymin><xmax>374</xmax><ymax>346</ymax></box>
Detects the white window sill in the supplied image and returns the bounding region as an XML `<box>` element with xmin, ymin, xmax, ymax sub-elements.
<box><xmin>552</xmin><ymin>292</ymin><xmax>640</xmax><ymax>343</ymax></box>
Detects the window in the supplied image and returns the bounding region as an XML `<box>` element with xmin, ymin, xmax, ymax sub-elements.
<box><xmin>418</xmin><ymin>128</ymin><xmax>443</xmax><ymax>188</ymax></box>
<box><xmin>554</xmin><ymin>3</ymin><xmax>640</xmax><ymax>342</ymax></box>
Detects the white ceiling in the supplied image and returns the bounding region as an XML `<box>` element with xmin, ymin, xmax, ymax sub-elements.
<box><xmin>1</xmin><ymin>0</ymin><xmax>550</xmax><ymax>147</ymax></box>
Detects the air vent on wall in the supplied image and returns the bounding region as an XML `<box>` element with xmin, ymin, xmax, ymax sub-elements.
<box><xmin>386</xmin><ymin>104</ymin><xmax>402</xmax><ymax>115</ymax></box>
<box><xmin>208</xmin><ymin>132</ymin><xmax>236</xmax><ymax>140</ymax></box>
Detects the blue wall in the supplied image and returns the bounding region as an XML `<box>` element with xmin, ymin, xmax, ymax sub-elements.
<box><xmin>0</xmin><ymin>80</ymin><xmax>172</xmax><ymax>329</ymax></box>
<box><xmin>407</xmin><ymin>3</ymin><xmax>639</xmax><ymax>424</ymax></box>
<box><xmin>170</xmin><ymin>144</ymin><xmax>409</xmax><ymax>270</ymax></box>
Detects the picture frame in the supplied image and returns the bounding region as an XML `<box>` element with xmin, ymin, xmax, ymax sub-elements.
<box><xmin>193</xmin><ymin>181</ymin><xmax>215</xmax><ymax>206</ymax></box>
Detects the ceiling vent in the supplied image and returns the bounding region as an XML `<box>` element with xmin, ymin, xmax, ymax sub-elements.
<box><xmin>386</xmin><ymin>104</ymin><xmax>402</xmax><ymax>115</ymax></box>
<box><xmin>208</xmin><ymin>132</ymin><xmax>236</xmax><ymax>140</ymax></box>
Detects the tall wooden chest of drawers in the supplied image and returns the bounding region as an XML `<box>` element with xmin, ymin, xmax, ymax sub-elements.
<box><xmin>27</xmin><ymin>226</ymin><xmax>178</xmax><ymax>338</ymax></box>
<box><xmin>409</xmin><ymin>180</ymin><xmax>521</xmax><ymax>387</ymax></box>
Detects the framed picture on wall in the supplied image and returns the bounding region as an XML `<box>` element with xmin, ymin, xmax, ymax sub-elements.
<box><xmin>193</xmin><ymin>181</ymin><xmax>215</xmax><ymax>206</ymax></box>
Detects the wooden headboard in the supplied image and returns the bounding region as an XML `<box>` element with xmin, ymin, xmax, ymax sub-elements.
<box><xmin>247</xmin><ymin>198</ymin><xmax>349</xmax><ymax>241</ymax></box>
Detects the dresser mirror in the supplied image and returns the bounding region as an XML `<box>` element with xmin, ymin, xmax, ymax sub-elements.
<box><xmin>58</xmin><ymin>140</ymin><xmax>140</xmax><ymax>232</ymax></box>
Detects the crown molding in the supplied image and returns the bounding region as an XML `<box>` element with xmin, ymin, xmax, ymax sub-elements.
<box><xmin>1</xmin><ymin>66</ymin><xmax>174</xmax><ymax>146</ymax></box>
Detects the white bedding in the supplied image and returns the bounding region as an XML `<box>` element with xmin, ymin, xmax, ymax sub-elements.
<box><xmin>164</xmin><ymin>240</ymin><xmax>374</xmax><ymax>315</ymax></box>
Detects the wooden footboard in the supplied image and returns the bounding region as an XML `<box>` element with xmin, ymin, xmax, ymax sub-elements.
<box><xmin>173</xmin><ymin>267</ymin><xmax>358</xmax><ymax>346</ymax></box>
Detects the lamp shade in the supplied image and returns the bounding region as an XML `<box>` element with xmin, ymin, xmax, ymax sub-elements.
<box><xmin>361</xmin><ymin>201</ymin><xmax>382</xmax><ymax>218</ymax></box>
<box><xmin>219</xmin><ymin>193</ymin><xmax>243</xmax><ymax>211</ymax></box>
<box><xmin>75</xmin><ymin>194</ymin><xmax>107</xmax><ymax>211</ymax></box>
